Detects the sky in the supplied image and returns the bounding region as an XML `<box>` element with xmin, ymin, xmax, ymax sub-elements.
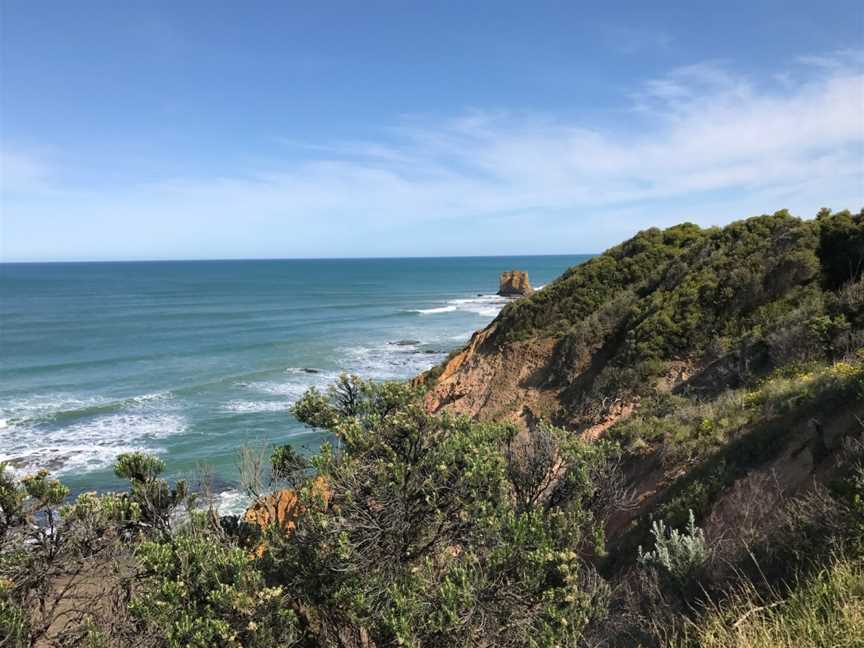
<box><xmin>1</xmin><ymin>1</ymin><xmax>863</xmax><ymax>262</ymax></box>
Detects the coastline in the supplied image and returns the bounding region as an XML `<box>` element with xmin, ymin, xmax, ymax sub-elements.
<box><xmin>0</xmin><ymin>256</ymin><xmax>580</xmax><ymax>512</ymax></box>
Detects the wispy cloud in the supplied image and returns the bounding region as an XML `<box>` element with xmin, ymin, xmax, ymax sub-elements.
<box><xmin>149</xmin><ymin>52</ymin><xmax>864</xmax><ymax>218</ymax></box>
<box><xmin>2</xmin><ymin>51</ymin><xmax>863</xmax><ymax>259</ymax></box>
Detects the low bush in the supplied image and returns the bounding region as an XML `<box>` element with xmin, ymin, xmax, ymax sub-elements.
<box><xmin>261</xmin><ymin>375</ymin><xmax>618</xmax><ymax>647</ymax></box>
<box><xmin>638</xmin><ymin>510</ymin><xmax>710</xmax><ymax>587</ymax></box>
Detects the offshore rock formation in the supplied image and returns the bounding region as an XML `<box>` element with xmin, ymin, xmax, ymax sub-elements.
<box><xmin>498</xmin><ymin>270</ymin><xmax>534</xmax><ymax>297</ymax></box>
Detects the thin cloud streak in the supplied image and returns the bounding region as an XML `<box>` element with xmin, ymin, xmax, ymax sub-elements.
<box><xmin>148</xmin><ymin>54</ymin><xmax>864</xmax><ymax>217</ymax></box>
<box><xmin>2</xmin><ymin>51</ymin><xmax>863</xmax><ymax>260</ymax></box>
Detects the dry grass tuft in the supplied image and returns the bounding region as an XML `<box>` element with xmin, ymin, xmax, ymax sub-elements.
<box><xmin>669</xmin><ymin>555</ymin><xmax>864</xmax><ymax>648</ymax></box>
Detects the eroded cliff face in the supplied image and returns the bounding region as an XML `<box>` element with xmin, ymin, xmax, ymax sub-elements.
<box><xmin>421</xmin><ymin>323</ymin><xmax>659</xmax><ymax>436</ymax></box>
<box><xmin>243</xmin><ymin>477</ymin><xmax>331</xmax><ymax>556</ymax></box>
<box><xmin>422</xmin><ymin>324</ymin><xmax>561</xmax><ymax>428</ymax></box>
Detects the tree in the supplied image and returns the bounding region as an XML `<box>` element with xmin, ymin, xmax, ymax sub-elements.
<box><xmin>261</xmin><ymin>376</ymin><xmax>614</xmax><ymax>647</ymax></box>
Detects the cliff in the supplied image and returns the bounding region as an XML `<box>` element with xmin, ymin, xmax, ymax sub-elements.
<box><xmin>422</xmin><ymin>210</ymin><xmax>864</xmax><ymax>434</ymax></box>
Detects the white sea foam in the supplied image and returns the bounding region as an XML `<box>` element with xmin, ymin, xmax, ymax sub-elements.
<box><xmin>409</xmin><ymin>293</ymin><xmax>511</xmax><ymax>318</ymax></box>
<box><xmin>0</xmin><ymin>393</ymin><xmax>111</xmax><ymax>424</ymax></box>
<box><xmin>449</xmin><ymin>331</ymin><xmax>475</xmax><ymax>341</ymax></box>
<box><xmin>222</xmin><ymin>400</ymin><xmax>294</xmax><ymax>414</ymax></box>
<box><xmin>0</xmin><ymin>394</ymin><xmax>186</xmax><ymax>476</ymax></box>
<box><xmin>249</xmin><ymin>370</ymin><xmax>339</xmax><ymax>399</ymax></box>
<box><xmin>3</xmin><ymin>443</ymin><xmax>163</xmax><ymax>478</ymax></box>
<box><xmin>413</xmin><ymin>305</ymin><xmax>458</xmax><ymax>315</ymax></box>
<box><xmin>448</xmin><ymin>294</ymin><xmax>511</xmax><ymax>317</ymax></box>
<box><xmin>129</xmin><ymin>391</ymin><xmax>173</xmax><ymax>406</ymax></box>
<box><xmin>239</xmin><ymin>341</ymin><xmax>447</xmax><ymax>406</ymax></box>
<box><xmin>340</xmin><ymin>343</ymin><xmax>446</xmax><ymax>380</ymax></box>
<box><xmin>215</xmin><ymin>489</ymin><xmax>250</xmax><ymax>516</ymax></box>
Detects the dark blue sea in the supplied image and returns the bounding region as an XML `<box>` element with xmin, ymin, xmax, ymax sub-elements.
<box><xmin>0</xmin><ymin>256</ymin><xmax>588</xmax><ymax>511</ymax></box>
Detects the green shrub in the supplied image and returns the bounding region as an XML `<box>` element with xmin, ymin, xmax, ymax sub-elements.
<box><xmin>131</xmin><ymin>526</ymin><xmax>300</xmax><ymax>648</ymax></box>
<box><xmin>268</xmin><ymin>376</ymin><xmax>615</xmax><ymax>646</ymax></box>
<box><xmin>113</xmin><ymin>451</ymin><xmax>188</xmax><ymax>535</ymax></box>
<box><xmin>638</xmin><ymin>510</ymin><xmax>710</xmax><ymax>585</ymax></box>
<box><xmin>269</xmin><ymin>444</ymin><xmax>309</xmax><ymax>487</ymax></box>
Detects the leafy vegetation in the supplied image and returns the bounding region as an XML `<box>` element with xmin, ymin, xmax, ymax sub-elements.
<box><xmin>2</xmin><ymin>364</ymin><xmax>861</xmax><ymax>646</ymax></box>
<box><xmin>461</xmin><ymin>210</ymin><xmax>864</xmax><ymax>425</ymax></box>
<box><xmin>610</xmin><ymin>355</ymin><xmax>864</xmax><ymax>470</ymax></box>
<box><xmin>637</xmin><ymin>510</ymin><xmax>709</xmax><ymax>586</ymax></box>
<box><xmin>265</xmin><ymin>375</ymin><xmax>617</xmax><ymax>647</ymax></box>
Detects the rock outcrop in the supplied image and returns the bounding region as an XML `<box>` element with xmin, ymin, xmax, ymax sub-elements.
<box><xmin>498</xmin><ymin>270</ymin><xmax>533</xmax><ymax>297</ymax></box>
<box><xmin>243</xmin><ymin>476</ymin><xmax>331</xmax><ymax>556</ymax></box>
<box><xmin>243</xmin><ymin>489</ymin><xmax>302</xmax><ymax>535</ymax></box>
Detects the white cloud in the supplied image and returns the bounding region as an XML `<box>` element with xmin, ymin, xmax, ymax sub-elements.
<box><xmin>2</xmin><ymin>51</ymin><xmax>863</xmax><ymax>259</ymax></box>
<box><xmin>154</xmin><ymin>53</ymin><xmax>862</xmax><ymax>219</ymax></box>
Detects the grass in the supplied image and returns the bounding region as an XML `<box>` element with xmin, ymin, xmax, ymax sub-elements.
<box><xmin>607</xmin><ymin>354</ymin><xmax>864</xmax><ymax>556</ymax></box>
<box><xmin>610</xmin><ymin>390</ymin><xmax>750</xmax><ymax>466</ymax></box>
<box><xmin>669</xmin><ymin>554</ymin><xmax>864</xmax><ymax>648</ymax></box>
<box><xmin>610</xmin><ymin>355</ymin><xmax>864</xmax><ymax>469</ymax></box>
<box><xmin>747</xmin><ymin>358</ymin><xmax>864</xmax><ymax>416</ymax></box>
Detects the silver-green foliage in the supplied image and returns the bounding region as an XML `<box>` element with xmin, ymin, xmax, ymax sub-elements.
<box><xmin>638</xmin><ymin>509</ymin><xmax>709</xmax><ymax>583</ymax></box>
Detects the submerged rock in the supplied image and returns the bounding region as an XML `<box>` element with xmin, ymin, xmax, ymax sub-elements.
<box><xmin>498</xmin><ymin>270</ymin><xmax>534</xmax><ymax>297</ymax></box>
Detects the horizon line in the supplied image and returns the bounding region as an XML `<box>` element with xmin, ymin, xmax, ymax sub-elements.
<box><xmin>0</xmin><ymin>252</ymin><xmax>598</xmax><ymax>265</ymax></box>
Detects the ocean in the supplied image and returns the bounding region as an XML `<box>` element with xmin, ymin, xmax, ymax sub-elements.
<box><xmin>0</xmin><ymin>256</ymin><xmax>588</xmax><ymax>512</ymax></box>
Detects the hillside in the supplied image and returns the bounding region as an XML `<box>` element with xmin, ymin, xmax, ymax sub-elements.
<box><xmin>422</xmin><ymin>206</ymin><xmax>864</xmax><ymax>551</ymax></box>
<box><xmin>422</xmin><ymin>209</ymin><xmax>863</xmax><ymax>429</ymax></box>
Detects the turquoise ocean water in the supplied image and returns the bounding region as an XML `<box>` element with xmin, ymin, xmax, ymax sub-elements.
<box><xmin>0</xmin><ymin>256</ymin><xmax>588</xmax><ymax>511</ymax></box>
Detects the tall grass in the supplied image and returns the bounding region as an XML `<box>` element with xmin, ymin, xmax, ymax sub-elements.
<box><xmin>669</xmin><ymin>555</ymin><xmax>864</xmax><ymax>648</ymax></box>
<box><xmin>610</xmin><ymin>356</ymin><xmax>864</xmax><ymax>467</ymax></box>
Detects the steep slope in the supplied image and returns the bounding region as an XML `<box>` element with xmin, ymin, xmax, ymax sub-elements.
<box><xmin>421</xmin><ymin>209</ymin><xmax>864</xmax><ymax>436</ymax></box>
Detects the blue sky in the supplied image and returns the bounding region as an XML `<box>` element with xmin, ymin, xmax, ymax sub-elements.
<box><xmin>1</xmin><ymin>1</ymin><xmax>862</xmax><ymax>261</ymax></box>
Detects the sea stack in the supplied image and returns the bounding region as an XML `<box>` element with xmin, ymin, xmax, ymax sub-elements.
<box><xmin>498</xmin><ymin>270</ymin><xmax>533</xmax><ymax>297</ymax></box>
